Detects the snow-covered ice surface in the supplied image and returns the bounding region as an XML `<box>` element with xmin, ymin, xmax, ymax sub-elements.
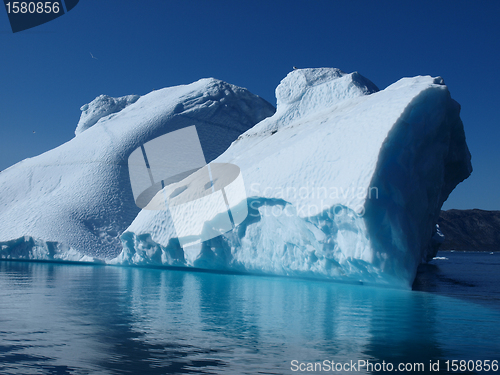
<box><xmin>116</xmin><ymin>68</ymin><xmax>471</xmax><ymax>288</ymax></box>
<box><xmin>0</xmin><ymin>79</ymin><xmax>275</xmax><ymax>261</ymax></box>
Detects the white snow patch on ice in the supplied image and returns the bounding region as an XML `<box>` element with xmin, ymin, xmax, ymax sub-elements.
<box><xmin>76</xmin><ymin>94</ymin><xmax>140</xmax><ymax>135</ymax></box>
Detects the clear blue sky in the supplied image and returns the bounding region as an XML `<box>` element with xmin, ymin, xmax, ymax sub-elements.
<box><xmin>0</xmin><ymin>0</ymin><xmax>499</xmax><ymax>210</ymax></box>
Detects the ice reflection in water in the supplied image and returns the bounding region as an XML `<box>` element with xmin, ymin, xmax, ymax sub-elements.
<box><xmin>0</xmin><ymin>261</ymin><xmax>499</xmax><ymax>374</ymax></box>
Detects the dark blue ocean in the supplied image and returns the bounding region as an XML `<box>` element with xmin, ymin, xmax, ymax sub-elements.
<box><xmin>0</xmin><ymin>251</ymin><xmax>499</xmax><ymax>374</ymax></box>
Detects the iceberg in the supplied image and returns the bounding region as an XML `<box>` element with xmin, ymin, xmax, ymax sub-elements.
<box><xmin>116</xmin><ymin>68</ymin><xmax>472</xmax><ymax>288</ymax></box>
<box><xmin>0</xmin><ymin>68</ymin><xmax>471</xmax><ymax>288</ymax></box>
<box><xmin>0</xmin><ymin>79</ymin><xmax>275</xmax><ymax>260</ymax></box>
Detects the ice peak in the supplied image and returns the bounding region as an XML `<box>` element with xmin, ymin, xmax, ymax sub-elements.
<box><xmin>76</xmin><ymin>94</ymin><xmax>140</xmax><ymax>136</ymax></box>
<box><xmin>275</xmin><ymin>67</ymin><xmax>378</xmax><ymax>109</ymax></box>
<box><xmin>241</xmin><ymin>68</ymin><xmax>380</xmax><ymax>137</ymax></box>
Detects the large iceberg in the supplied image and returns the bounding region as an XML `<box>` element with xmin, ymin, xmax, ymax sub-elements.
<box><xmin>0</xmin><ymin>68</ymin><xmax>471</xmax><ymax>288</ymax></box>
<box><xmin>116</xmin><ymin>68</ymin><xmax>472</xmax><ymax>288</ymax></box>
<box><xmin>0</xmin><ymin>79</ymin><xmax>275</xmax><ymax>260</ymax></box>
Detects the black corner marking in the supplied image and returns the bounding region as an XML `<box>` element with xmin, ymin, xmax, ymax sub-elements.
<box><xmin>63</xmin><ymin>0</ymin><xmax>78</xmax><ymax>12</ymax></box>
<box><xmin>3</xmin><ymin>0</ymin><xmax>79</xmax><ymax>33</ymax></box>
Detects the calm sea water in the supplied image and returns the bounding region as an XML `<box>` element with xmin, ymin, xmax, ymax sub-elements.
<box><xmin>0</xmin><ymin>252</ymin><xmax>499</xmax><ymax>375</ymax></box>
